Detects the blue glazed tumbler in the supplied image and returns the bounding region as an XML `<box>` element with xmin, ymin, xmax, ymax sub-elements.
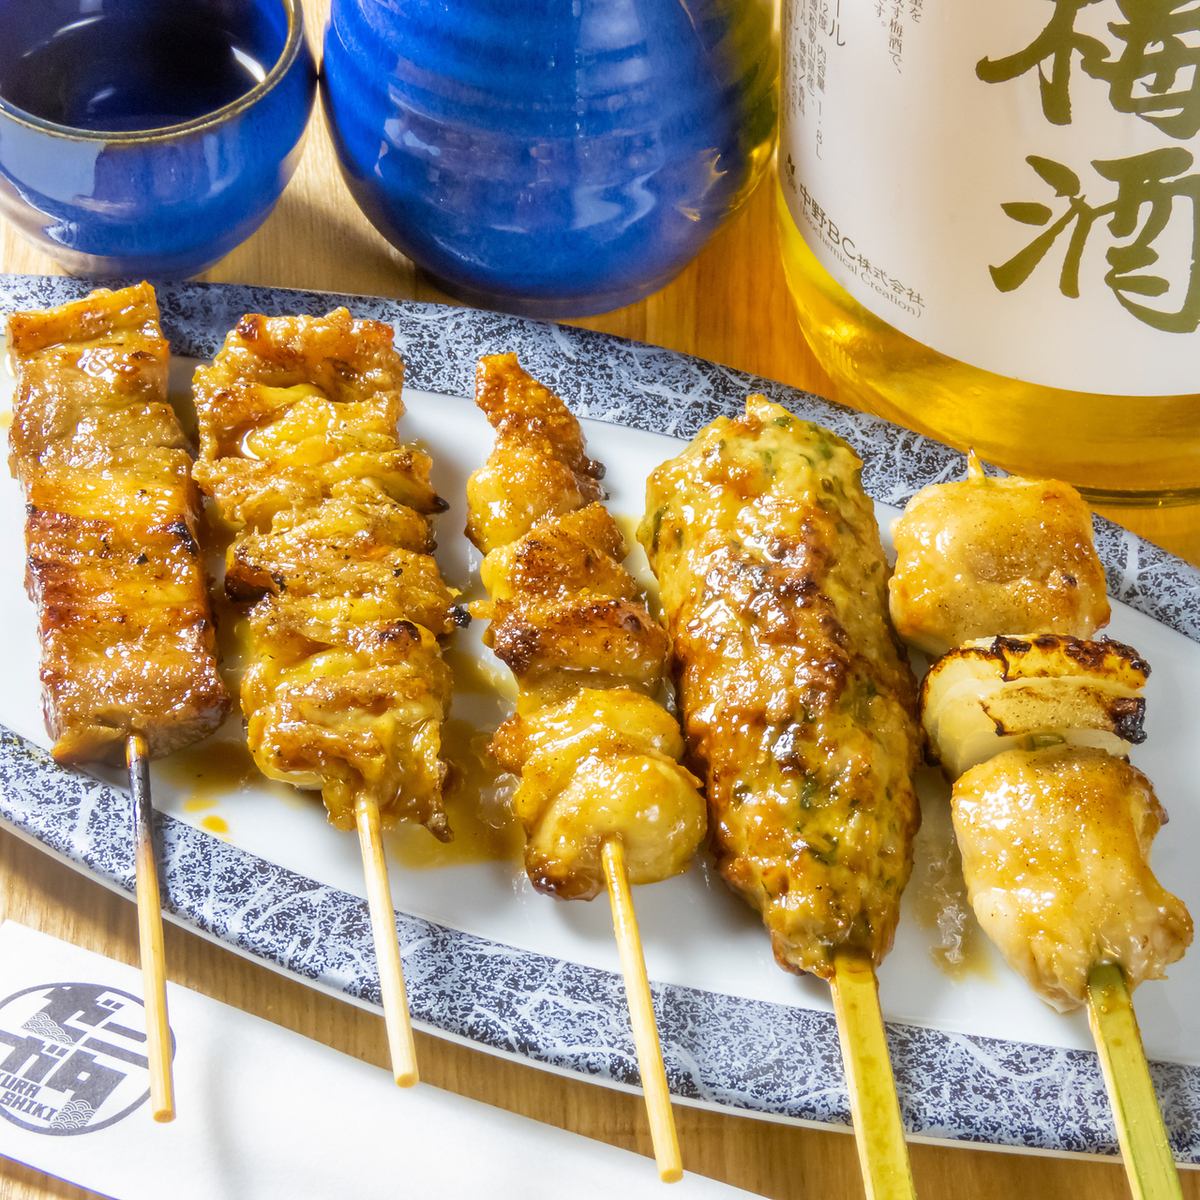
<box><xmin>0</xmin><ymin>0</ymin><xmax>315</xmax><ymax>278</ymax></box>
<box><xmin>323</xmin><ymin>0</ymin><xmax>777</xmax><ymax>317</ymax></box>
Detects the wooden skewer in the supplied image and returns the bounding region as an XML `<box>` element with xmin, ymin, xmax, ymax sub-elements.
<box><xmin>600</xmin><ymin>837</ymin><xmax>682</xmax><ymax>1184</ymax></box>
<box><xmin>125</xmin><ymin>734</ymin><xmax>175</xmax><ymax>1123</ymax></box>
<box><xmin>355</xmin><ymin>796</ymin><xmax>420</xmax><ymax>1088</ymax></box>
<box><xmin>1087</xmin><ymin>963</ymin><xmax>1182</xmax><ymax>1200</ymax></box>
<box><xmin>829</xmin><ymin>950</ymin><xmax>915</xmax><ymax>1200</ymax></box>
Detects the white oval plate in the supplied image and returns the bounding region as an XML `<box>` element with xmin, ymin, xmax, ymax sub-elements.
<box><xmin>1</xmin><ymin>275</ymin><xmax>1197</xmax><ymax>1163</ymax></box>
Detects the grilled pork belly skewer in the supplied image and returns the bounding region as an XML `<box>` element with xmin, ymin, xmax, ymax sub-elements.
<box><xmin>641</xmin><ymin>396</ymin><xmax>922</xmax><ymax>1200</ymax></box>
<box><xmin>890</xmin><ymin>458</ymin><xmax>1192</xmax><ymax>1198</ymax></box>
<box><xmin>466</xmin><ymin>354</ymin><xmax>705</xmax><ymax>1183</ymax></box>
<box><xmin>7</xmin><ymin>283</ymin><xmax>231</xmax><ymax>1121</ymax></box>
<box><xmin>193</xmin><ymin>309</ymin><xmax>458</xmax><ymax>1088</ymax></box>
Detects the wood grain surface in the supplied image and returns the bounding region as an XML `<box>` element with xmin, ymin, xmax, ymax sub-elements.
<box><xmin>1</xmin><ymin>4</ymin><xmax>1196</xmax><ymax>1196</ymax></box>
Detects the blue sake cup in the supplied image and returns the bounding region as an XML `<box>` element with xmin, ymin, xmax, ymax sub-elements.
<box><xmin>0</xmin><ymin>0</ymin><xmax>316</xmax><ymax>278</ymax></box>
<box><xmin>323</xmin><ymin>0</ymin><xmax>777</xmax><ymax>317</ymax></box>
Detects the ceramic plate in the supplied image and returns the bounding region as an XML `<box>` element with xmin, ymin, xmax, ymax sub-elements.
<box><xmin>1</xmin><ymin>274</ymin><xmax>1197</xmax><ymax>1163</ymax></box>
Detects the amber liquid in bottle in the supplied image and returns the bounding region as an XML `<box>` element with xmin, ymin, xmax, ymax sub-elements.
<box><xmin>778</xmin><ymin>185</ymin><xmax>1200</xmax><ymax>504</ymax></box>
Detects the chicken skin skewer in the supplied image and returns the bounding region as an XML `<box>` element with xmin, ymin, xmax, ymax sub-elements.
<box><xmin>890</xmin><ymin>455</ymin><xmax>1192</xmax><ymax>1196</ymax></box>
<box><xmin>641</xmin><ymin>395</ymin><xmax>922</xmax><ymax>1200</ymax></box>
<box><xmin>7</xmin><ymin>283</ymin><xmax>233</xmax><ymax>1121</ymax></box>
<box><xmin>193</xmin><ymin>308</ymin><xmax>459</xmax><ymax>1087</ymax></box>
<box><xmin>466</xmin><ymin>353</ymin><xmax>706</xmax><ymax>1181</ymax></box>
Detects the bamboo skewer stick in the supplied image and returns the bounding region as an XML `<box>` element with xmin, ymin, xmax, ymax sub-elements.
<box><xmin>601</xmin><ymin>837</ymin><xmax>683</xmax><ymax>1184</ymax></box>
<box><xmin>355</xmin><ymin>796</ymin><xmax>420</xmax><ymax>1088</ymax></box>
<box><xmin>126</xmin><ymin>734</ymin><xmax>175</xmax><ymax>1123</ymax></box>
<box><xmin>830</xmin><ymin>950</ymin><xmax>916</xmax><ymax>1200</ymax></box>
<box><xmin>1087</xmin><ymin>964</ymin><xmax>1182</xmax><ymax>1200</ymax></box>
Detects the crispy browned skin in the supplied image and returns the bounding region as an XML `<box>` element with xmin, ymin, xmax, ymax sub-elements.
<box><xmin>465</xmin><ymin>357</ymin><xmax>604</xmax><ymax>556</ymax></box>
<box><xmin>7</xmin><ymin>284</ymin><xmax>229</xmax><ymax>764</ymax></box>
<box><xmin>193</xmin><ymin>309</ymin><xmax>455</xmax><ymax>834</ymax></box>
<box><xmin>640</xmin><ymin>396</ymin><xmax>922</xmax><ymax>979</ymax></box>
<box><xmin>467</xmin><ymin>354</ymin><xmax>705</xmax><ymax>900</ymax></box>
<box><xmin>889</xmin><ymin>453</ymin><xmax>1110</xmax><ymax>656</ymax></box>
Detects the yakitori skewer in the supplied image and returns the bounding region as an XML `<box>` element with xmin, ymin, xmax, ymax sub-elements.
<box><xmin>890</xmin><ymin>456</ymin><xmax>1193</xmax><ymax>1198</ymax></box>
<box><xmin>192</xmin><ymin>308</ymin><xmax>460</xmax><ymax>1087</ymax></box>
<box><xmin>7</xmin><ymin>284</ymin><xmax>232</xmax><ymax>1120</ymax></box>
<box><xmin>127</xmin><ymin>735</ymin><xmax>175</xmax><ymax>1119</ymax></box>
<box><xmin>641</xmin><ymin>397</ymin><xmax>921</xmax><ymax>1199</ymax></box>
<box><xmin>465</xmin><ymin>355</ymin><xmax>707</xmax><ymax>1181</ymax></box>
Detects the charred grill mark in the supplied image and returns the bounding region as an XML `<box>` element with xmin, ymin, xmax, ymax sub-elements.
<box><xmin>491</xmin><ymin>622</ymin><xmax>542</xmax><ymax>676</ymax></box>
<box><xmin>1110</xmin><ymin>696</ymin><xmax>1148</xmax><ymax>744</ymax></box>
<box><xmin>165</xmin><ymin>518</ymin><xmax>199</xmax><ymax>555</ymax></box>
<box><xmin>984</xmin><ymin>634</ymin><xmax>1150</xmax><ymax>680</ymax></box>
<box><xmin>378</xmin><ymin>619</ymin><xmax>421</xmax><ymax>645</ymax></box>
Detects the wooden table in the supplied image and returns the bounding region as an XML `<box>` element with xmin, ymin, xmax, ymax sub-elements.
<box><xmin>2</xmin><ymin>7</ymin><xmax>1196</xmax><ymax>1196</ymax></box>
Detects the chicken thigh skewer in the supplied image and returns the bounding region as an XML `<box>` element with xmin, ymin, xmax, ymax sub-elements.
<box><xmin>193</xmin><ymin>309</ymin><xmax>459</xmax><ymax>1088</ymax></box>
<box><xmin>641</xmin><ymin>396</ymin><xmax>922</xmax><ymax>1200</ymax></box>
<box><xmin>7</xmin><ymin>283</ymin><xmax>232</xmax><ymax>1121</ymax></box>
<box><xmin>890</xmin><ymin>458</ymin><xmax>1192</xmax><ymax>1199</ymax></box>
<box><xmin>466</xmin><ymin>354</ymin><xmax>707</xmax><ymax>1182</ymax></box>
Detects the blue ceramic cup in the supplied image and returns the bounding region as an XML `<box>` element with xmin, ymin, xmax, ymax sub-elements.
<box><xmin>0</xmin><ymin>0</ymin><xmax>316</xmax><ymax>278</ymax></box>
<box><xmin>323</xmin><ymin>0</ymin><xmax>776</xmax><ymax>317</ymax></box>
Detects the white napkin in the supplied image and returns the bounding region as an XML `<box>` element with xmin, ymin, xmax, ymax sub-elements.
<box><xmin>0</xmin><ymin>922</ymin><xmax>758</xmax><ymax>1199</ymax></box>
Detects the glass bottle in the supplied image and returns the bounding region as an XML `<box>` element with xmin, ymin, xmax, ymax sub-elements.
<box><xmin>777</xmin><ymin>1</ymin><xmax>1200</xmax><ymax>503</ymax></box>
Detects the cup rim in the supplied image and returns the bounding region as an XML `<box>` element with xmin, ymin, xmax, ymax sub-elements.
<box><xmin>0</xmin><ymin>0</ymin><xmax>305</xmax><ymax>143</ymax></box>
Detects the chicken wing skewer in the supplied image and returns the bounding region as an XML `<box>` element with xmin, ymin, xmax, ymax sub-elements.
<box><xmin>193</xmin><ymin>309</ymin><xmax>459</xmax><ymax>1087</ymax></box>
<box><xmin>466</xmin><ymin>354</ymin><xmax>707</xmax><ymax>1182</ymax></box>
<box><xmin>641</xmin><ymin>396</ymin><xmax>922</xmax><ymax>1200</ymax></box>
<box><xmin>7</xmin><ymin>284</ymin><xmax>233</xmax><ymax>1120</ymax></box>
<box><xmin>890</xmin><ymin>457</ymin><xmax>1192</xmax><ymax>1198</ymax></box>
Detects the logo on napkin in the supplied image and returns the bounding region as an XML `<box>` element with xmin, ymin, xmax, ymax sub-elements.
<box><xmin>0</xmin><ymin>982</ymin><xmax>172</xmax><ymax>1135</ymax></box>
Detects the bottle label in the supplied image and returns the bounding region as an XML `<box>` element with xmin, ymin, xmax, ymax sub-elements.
<box><xmin>780</xmin><ymin>1</ymin><xmax>1200</xmax><ymax>396</ymax></box>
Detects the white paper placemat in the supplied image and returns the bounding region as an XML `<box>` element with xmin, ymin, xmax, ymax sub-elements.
<box><xmin>0</xmin><ymin>922</ymin><xmax>758</xmax><ymax>1199</ymax></box>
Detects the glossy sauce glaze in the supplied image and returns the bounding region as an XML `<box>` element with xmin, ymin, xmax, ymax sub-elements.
<box><xmin>387</xmin><ymin>642</ymin><xmax>521</xmax><ymax>868</ymax></box>
<box><xmin>464</xmin><ymin>354</ymin><xmax>706</xmax><ymax>900</ymax></box>
<box><xmin>952</xmin><ymin>745</ymin><xmax>1192</xmax><ymax>1011</ymax></box>
<box><xmin>910</xmin><ymin>801</ymin><xmax>992</xmax><ymax>982</ymax></box>
<box><xmin>641</xmin><ymin>395</ymin><xmax>922</xmax><ymax>979</ymax></box>
<box><xmin>6</xmin><ymin>283</ymin><xmax>229</xmax><ymax>764</ymax></box>
<box><xmin>156</xmin><ymin>736</ymin><xmax>263</xmax><ymax>846</ymax></box>
<box><xmin>191</xmin><ymin>309</ymin><xmax>455</xmax><ymax>836</ymax></box>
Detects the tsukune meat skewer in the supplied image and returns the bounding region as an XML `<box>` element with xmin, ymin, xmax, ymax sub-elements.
<box><xmin>889</xmin><ymin>456</ymin><xmax>1192</xmax><ymax>1198</ymax></box>
<box><xmin>192</xmin><ymin>308</ymin><xmax>459</xmax><ymax>1087</ymax></box>
<box><xmin>640</xmin><ymin>396</ymin><xmax>922</xmax><ymax>1200</ymax></box>
<box><xmin>465</xmin><ymin>354</ymin><xmax>706</xmax><ymax>1182</ymax></box>
<box><xmin>7</xmin><ymin>283</ymin><xmax>232</xmax><ymax>1120</ymax></box>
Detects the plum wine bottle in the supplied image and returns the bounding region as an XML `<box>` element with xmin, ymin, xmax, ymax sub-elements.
<box><xmin>777</xmin><ymin>1</ymin><xmax>1200</xmax><ymax>503</ymax></box>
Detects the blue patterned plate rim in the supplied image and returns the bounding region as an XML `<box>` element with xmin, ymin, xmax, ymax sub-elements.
<box><xmin>1</xmin><ymin>272</ymin><xmax>1197</xmax><ymax>1163</ymax></box>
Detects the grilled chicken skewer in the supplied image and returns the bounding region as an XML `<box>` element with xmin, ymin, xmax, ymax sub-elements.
<box><xmin>193</xmin><ymin>309</ymin><xmax>458</xmax><ymax>1087</ymax></box>
<box><xmin>889</xmin><ymin>451</ymin><xmax>1110</xmax><ymax>657</ymax></box>
<box><xmin>890</xmin><ymin>457</ymin><xmax>1192</xmax><ymax>1197</ymax></box>
<box><xmin>466</xmin><ymin>354</ymin><xmax>706</xmax><ymax>1182</ymax></box>
<box><xmin>641</xmin><ymin>396</ymin><xmax>922</xmax><ymax>1200</ymax></box>
<box><xmin>7</xmin><ymin>284</ymin><xmax>232</xmax><ymax>1120</ymax></box>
